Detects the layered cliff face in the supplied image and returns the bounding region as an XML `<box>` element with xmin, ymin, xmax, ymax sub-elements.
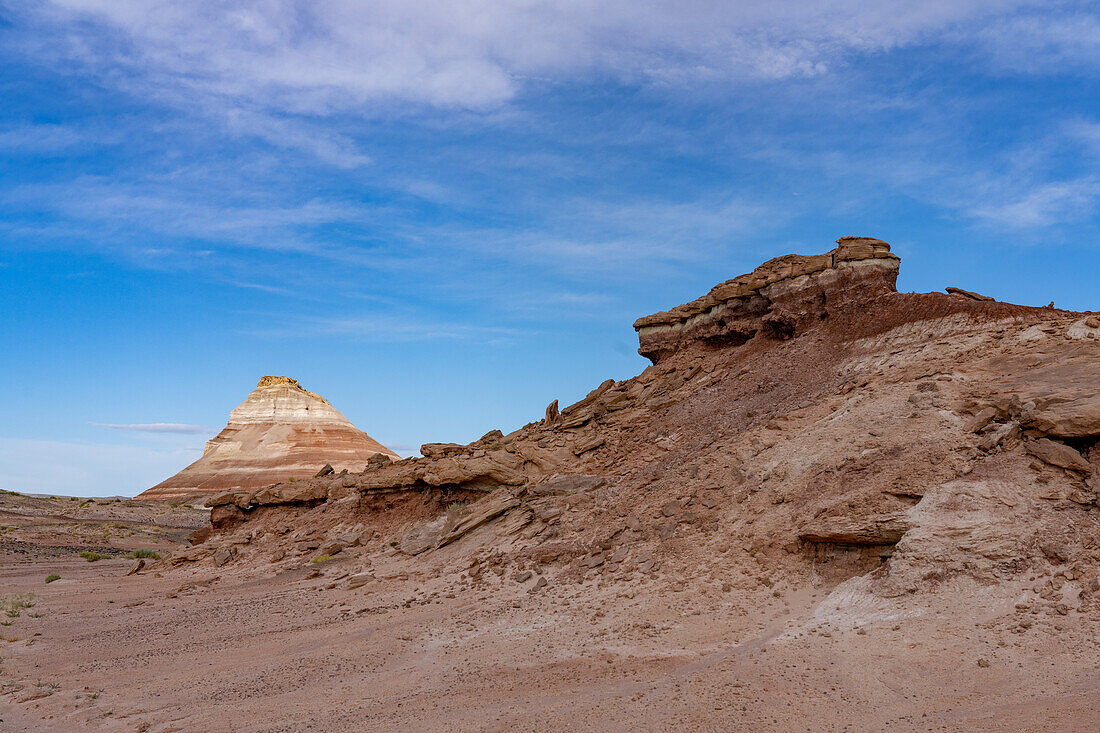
<box><xmin>137</xmin><ymin>377</ymin><xmax>399</xmax><ymax>502</ymax></box>
<box><xmin>633</xmin><ymin>236</ymin><xmax>900</xmax><ymax>362</ymax></box>
<box><xmin>178</xmin><ymin>239</ymin><xmax>1100</xmax><ymax>622</ymax></box>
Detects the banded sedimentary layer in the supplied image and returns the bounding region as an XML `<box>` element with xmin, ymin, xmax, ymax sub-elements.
<box><xmin>138</xmin><ymin>377</ymin><xmax>398</xmax><ymax>502</ymax></box>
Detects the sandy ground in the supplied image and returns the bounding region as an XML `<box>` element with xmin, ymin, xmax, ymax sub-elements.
<box><xmin>3</xmin><ymin>532</ymin><xmax>1099</xmax><ymax>732</ymax></box>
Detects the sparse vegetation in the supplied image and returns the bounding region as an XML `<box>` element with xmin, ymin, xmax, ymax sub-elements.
<box><xmin>287</xmin><ymin>477</ymin><xmax>296</xmax><ymax>482</ymax></box>
<box><xmin>443</xmin><ymin>501</ymin><xmax>469</xmax><ymax>532</ymax></box>
<box><xmin>128</xmin><ymin>549</ymin><xmax>160</xmax><ymax>559</ymax></box>
<box><xmin>311</xmin><ymin>554</ymin><xmax>334</xmax><ymax>563</ymax></box>
<box><xmin>2</xmin><ymin>593</ymin><xmax>36</xmax><ymax>618</ymax></box>
<box><xmin>45</xmin><ymin>574</ymin><xmax>60</xmax><ymax>584</ymax></box>
<box><xmin>80</xmin><ymin>551</ymin><xmax>103</xmax><ymax>562</ymax></box>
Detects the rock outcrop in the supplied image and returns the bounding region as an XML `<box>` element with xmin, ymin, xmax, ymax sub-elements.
<box><xmin>138</xmin><ymin>377</ymin><xmax>399</xmax><ymax>502</ymax></box>
<box><xmin>177</xmin><ymin>237</ymin><xmax>1100</xmax><ymax>620</ymax></box>
<box><xmin>632</xmin><ymin>236</ymin><xmax>899</xmax><ymax>363</ymax></box>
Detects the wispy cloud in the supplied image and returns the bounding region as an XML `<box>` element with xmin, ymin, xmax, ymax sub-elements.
<box><xmin>90</xmin><ymin>422</ymin><xmax>212</xmax><ymax>434</ymax></box>
<box><xmin>241</xmin><ymin>313</ymin><xmax>535</xmax><ymax>344</ymax></box>
<box><xmin>971</xmin><ymin>177</ymin><xmax>1100</xmax><ymax>228</ymax></box>
<box><xmin>11</xmin><ymin>0</ymin><xmax>1067</xmax><ymax>119</ymax></box>
<box><xmin>0</xmin><ymin>122</ymin><xmax>94</xmax><ymax>154</ymax></box>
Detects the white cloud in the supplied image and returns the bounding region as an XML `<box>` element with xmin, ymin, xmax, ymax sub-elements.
<box><xmin>976</xmin><ymin>11</ymin><xmax>1100</xmax><ymax>74</ymax></box>
<box><xmin>13</xmin><ymin>0</ymin><xmax>1063</xmax><ymax>117</ymax></box>
<box><xmin>90</xmin><ymin>422</ymin><xmax>212</xmax><ymax>434</ymax></box>
<box><xmin>971</xmin><ymin>177</ymin><xmax>1100</xmax><ymax>228</ymax></box>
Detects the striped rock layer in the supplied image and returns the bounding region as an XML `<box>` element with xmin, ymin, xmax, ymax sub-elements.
<box><xmin>138</xmin><ymin>377</ymin><xmax>398</xmax><ymax>502</ymax></box>
<box><xmin>633</xmin><ymin>236</ymin><xmax>900</xmax><ymax>363</ymax></box>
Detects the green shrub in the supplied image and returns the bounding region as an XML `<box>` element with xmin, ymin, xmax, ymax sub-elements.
<box><xmin>127</xmin><ymin>549</ymin><xmax>160</xmax><ymax>559</ymax></box>
<box><xmin>45</xmin><ymin>574</ymin><xmax>60</xmax><ymax>584</ymax></box>
<box><xmin>79</xmin><ymin>551</ymin><xmax>103</xmax><ymax>562</ymax></box>
<box><xmin>311</xmin><ymin>554</ymin><xmax>334</xmax><ymax>563</ymax></box>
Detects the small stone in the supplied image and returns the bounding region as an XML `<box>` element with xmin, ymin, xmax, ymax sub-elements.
<box><xmin>514</xmin><ymin>570</ymin><xmax>533</xmax><ymax>583</ymax></box>
<box><xmin>346</xmin><ymin>573</ymin><xmax>373</xmax><ymax>589</ymax></box>
<box><xmin>661</xmin><ymin>500</ymin><xmax>682</xmax><ymax>517</ymax></box>
<box><xmin>977</xmin><ymin>658</ymin><xmax>990</xmax><ymax>668</ymax></box>
<box><xmin>320</xmin><ymin>542</ymin><xmax>344</xmax><ymax>557</ymax></box>
<box><xmin>213</xmin><ymin>546</ymin><xmax>235</xmax><ymax>567</ymax></box>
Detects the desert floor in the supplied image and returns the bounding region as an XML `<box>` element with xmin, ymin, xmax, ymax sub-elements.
<box><xmin>2</xmin><ymin>496</ymin><xmax>1098</xmax><ymax>732</ymax></box>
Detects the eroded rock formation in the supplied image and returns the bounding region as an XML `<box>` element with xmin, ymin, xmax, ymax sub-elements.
<box><xmin>176</xmin><ymin>238</ymin><xmax>1100</xmax><ymax>619</ymax></box>
<box><xmin>138</xmin><ymin>376</ymin><xmax>398</xmax><ymax>502</ymax></box>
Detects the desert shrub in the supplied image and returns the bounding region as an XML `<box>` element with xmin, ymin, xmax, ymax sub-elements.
<box><xmin>45</xmin><ymin>574</ymin><xmax>60</xmax><ymax>584</ymax></box>
<box><xmin>311</xmin><ymin>554</ymin><xmax>333</xmax><ymax>563</ymax></box>
<box><xmin>80</xmin><ymin>551</ymin><xmax>103</xmax><ymax>562</ymax></box>
<box><xmin>446</xmin><ymin>501</ymin><xmax>468</xmax><ymax>520</ymax></box>
<box><xmin>128</xmin><ymin>549</ymin><xmax>160</xmax><ymax>559</ymax></box>
<box><xmin>2</xmin><ymin>593</ymin><xmax>36</xmax><ymax>617</ymax></box>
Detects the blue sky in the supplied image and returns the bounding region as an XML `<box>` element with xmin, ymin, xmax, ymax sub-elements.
<box><xmin>1</xmin><ymin>1</ymin><xmax>1098</xmax><ymax>496</ymax></box>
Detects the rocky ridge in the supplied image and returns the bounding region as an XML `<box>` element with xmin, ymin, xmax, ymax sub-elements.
<box><xmin>173</xmin><ymin>238</ymin><xmax>1100</xmax><ymax>624</ymax></box>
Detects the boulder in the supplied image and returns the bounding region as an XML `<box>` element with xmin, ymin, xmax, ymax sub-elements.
<box><xmin>1024</xmin><ymin>439</ymin><xmax>1093</xmax><ymax>473</ymax></box>
<box><xmin>798</xmin><ymin>514</ymin><xmax>911</xmax><ymax>545</ymax></box>
<box><xmin>1026</xmin><ymin>394</ymin><xmax>1100</xmax><ymax>438</ymax></box>
<box><xmin>436</xmin><ymin>490</ymin><xmax>521</xmax><ymax>549</ymax></box>
<box><xmin>946</xmin><ymin>287</ymin><xmax>994</xmax><ymax>301</ymax></box>
<box><xmin>400</xmin><ymin>517</ymin><xmax>445</xmax><ymax>555</ymax></box>
<box><xmin>210</xmin><ymin>503</ymin><xmax>245</xmax><ymax>530</ymax></box>
<box><xmin>320</xmin><ymin>542</ymin><xmax>344</xmax><ymax>556</ymax></box>
<box><xmin>543</xmin><ymin>400</ymin><xmax>560</xmax><ymax>426</ymax></box>
<box><xmin>420</xmin><ymin>443</ymin><xmax>464</xmax><ymax>458</ymax></box>
<box><xmin>213</xmin><ymin>546</ymin><xmax>236</xmax><ymax>567</ymax></box>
